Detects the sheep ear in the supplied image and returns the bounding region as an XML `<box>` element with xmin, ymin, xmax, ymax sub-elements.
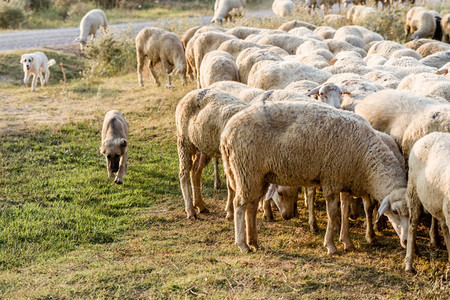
<box><xmin>377</xmin><ymin>196</ymin><xmax>390</xmax><ymax>220</ymax></box>
<box><xmin>100</xmin><ymin>142</ymin><xmax>106</xmax><ymax>154</ymax></box>
<box><xmin>329</xmin><ymin>58</ymin><xmax>337</xmax><ymax>65</ymax></box>
<box><xmin>307</xmin><ymin>87</ymin><xmax>320</xmax><ymax>96</ymax></box>
<box><xmin>265</xmin><ymin>184</ymin><xmax>277</xmax><ymax>201</ymax></box>
<box><xmin>120</xmin><ymin>138</ymin><xmax>127</xmax><ymax>148</ymax></box>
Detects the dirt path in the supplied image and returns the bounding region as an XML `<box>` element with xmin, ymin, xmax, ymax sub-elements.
<box><xmin>0</xmin><ymin>10</ymin><xmax>273</xmax><ymax>52</ymax></box>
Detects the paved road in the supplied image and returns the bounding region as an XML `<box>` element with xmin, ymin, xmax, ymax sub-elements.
<box><xmin>0</xmin><ymin>9</ymin><xmax>273</xmax><ymax>51</ymax></box>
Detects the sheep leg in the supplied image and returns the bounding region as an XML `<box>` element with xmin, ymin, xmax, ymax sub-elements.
<box><xmin>246</xmin><ymin>198</ymin><xmax>260</xmax><ymax>250</ymax></box>
<box><xmin>405</xmin><ymin>187</ymin><xmax>421</xmax><ymax>272</ymax></box>
<box><xmin>441</xmin><ymin>222</ymin><xmax>450</xmax><ymax>262</ymax></box>
<box><xmin>213</xmin><ymin>157</ymin><xmax>221</xmax><ymax>190</ymax></box>
<box><xmin>190</xmin><ymin>152</ymin><xmax>209</xmax><ymax>213</ymax></box>
<box><xmin>324</xmin><ymin>193</ymin><xmax>339</xmax><ymax>255</ymax></box>
<box><xmin>339</xmin><ymin>192</ymin><xmax>355</xmax><ymax>251</ymax></box>
<box><xmin>429</xmin><ymin>217</ymin><xmax>440</xmax><ymax>248</ymax></box>
<box><xmin>114</xmin><ymin>152</ymin><xmax>127</xmax><ymax>184</ymax></box>
<box><xmin>148</xmin><ymin>61</ymin><xmax>161</xmax><ymax>87</ymax></box>
<box><xmin>263</xmin><ymin>199</ymin><xmax>274</xmax><ymax>221</ymax></box>
<box><xmin>363</xmin><ymin>196</ymin><xmax>377</xmax><ymax>245</ymax></box>
<box><xmin>225</xmin><ymin>177</ymin><xmax>235</xmax><ymax>220</ymax></box>
<box><xmin>234</xmin><ymin>196</ymin><xmax>251</xmax><ymax>252</ymax></box>
<box><xmin>178</xmin><ymin>139</ymin><xmax>197</xmax><ymax>219</ymax></box>
<box><xmin>162</xmin><ymin>59</ymin><xmax>175</xmax><ymax>89</ymax></box>
<box><xmin>305</xmin><ymin>187</ymin><xmax>318</xmax><ymax>232</ymax></box>
<box><xmin>137</xmin><ymin>51</ymin><xmax>145</xmax><ymax>87</ymax></box>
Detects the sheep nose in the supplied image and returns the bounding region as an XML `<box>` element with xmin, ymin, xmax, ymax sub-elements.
<box><xmin>282</xmin><ymin>213</ymin><xmax>293</xmax><ymax>221</ymax></box>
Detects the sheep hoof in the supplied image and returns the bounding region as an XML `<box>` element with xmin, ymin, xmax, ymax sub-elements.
<box><xmin>114</xmin><ymin>177</ymin><xmax>123</xmax><ymax>184</ymax></box>
<box><xmin>343</xmin><ymin>244</ymin><xmax>355</xmax><ymax>252</ymax></box>
<box><xmin>264</xmin><ymin>214</ymin><xmax>274</xmax><ymax>221</ymax></box>
<box><xmin>238</xmin><ymin>244</ymin><xmax>252</xmax><ymax>253</ymax></box>
<box><xmin>225</xmin><ymin>212</ymin><xmax>233</xmax><ymax>221</ymax></box>
<box><xmin>405</xmin><ymin>266</ymin><xmax>416</xmax><ymax>274</ymax></box>
<box><xmin>326</xmin><ymin>245</ymin><xmax>337</xmax><ymax>255</ymax></box>
<box><xmin>186</xmin><ymin>210</ymin><xmax>197</xmax><ymax>220</ymax></box>
<box><xmin>198</xmin><ymin>207</ymin><xmax>209</xmax><ymax>214</ymax></box>
<box><xmin>310</xmin><ymin>224</ymin><xmax>319</xmax><ymax>233</ymax></box>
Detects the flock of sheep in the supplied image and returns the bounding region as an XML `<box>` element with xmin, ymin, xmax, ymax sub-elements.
<box><xmin>22</xmin><ymin>1</ymin><xmax>450</xmax><ymax>274</ymax></box>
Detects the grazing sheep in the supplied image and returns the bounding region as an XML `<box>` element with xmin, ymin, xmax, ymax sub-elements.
<box><xmin>367</xmin><ymin>40</ymin><xmax>406</xmax><ymax>58</ymax></box>
<box><xmin>256</xmin><ymin>34</ymin><xmax>309</xmax><ymax>55</ymax></box>
<box><xmin>192</xmin><ymin>31</ymin><xmax>237</xmax><ymax>88</ymax></box>
<box><xmin>347</xmin><ymin>5</ymin><xmax>376</xmax><ymax>25</ymax></box>
<box><xmin>136</xmin><ymin>27</ymin><xmax>186</xmax><ymax>88</ymax></box>
<box><xmin>236</xmin><ymin>47</ymin><xmax>283</xmax><ymax>84</ymax></box>
<box><xmin>226</xmin><ymin>26</ymin><xmax>263</xmax><ymax>39</ymax></box>
<box><xmin>220</xmin><ymin>101</ymin><xmax>409</xmax><ymax>254</ymax></box>
<box><xmin>363</xmin><ymin>70</ymin><xmax>401</xmax><ymax>89</ymax></box>
<box><xmin>333</xmin><ymin>26</ymin><xmax>366</xmax><ymax>49</ymax></box>
<box><xmin>272</xmin><ymin>0</ymin><xmax>295</xmax><ymax>17</ymax></box>
<box><xmin>389</xmin><ymin>48</ymin><xmax>423</xmax><ymax>60</ymax></box>
<box><xmin>442</xmin><ymin>14</ymin><xmax>450</xmax><ymax>43</ymax></box>
<box><xmin>404</xmin><ymin>38</ymin><xmax>436</xmax><ymax>50</ymax></box>
<box><xmin>397</xmin><ymin>72</ymin><xmax>450</xmax><ymax>101</ymax></box>
<box><xmin>181</xmin><ymin>26</ymin><xmax>201</xmax><ymax>50</ymax></box>
<box><xmin>307</xmin><ymin>82</ymin><xmax>349</xmax><ymax>108</ymax></box>
<box><xmin>100</xmin><ymin>110</ymin><xmax>128</xmax><ymax>185</ymax></box>
<box><xmin>74</xmin><ymin>9</ymin><xmax>107</xmax><ymax>51</ymax></box>
<box><xmin>209</xmin><ymin>80</ymin><xmax>264</xmax><ymax>102</ymax></box>
<box><xmin>405</xmin><ymin>7</ymin><xmax>437</xmax><ymax>41</ymax></box>
<box><xmin>289</xmin><ymin>27</ymin><xmax>324</xmax><ymax>41</ymax></box>
<box><xmin>324</xmin><ymin>39</ymin><xmax>367</xmax><ymax>58</ymax></box>
<box><xmin>419</xmin><ymin>50</ymin><xmax>450</xmax><ymax>68</ymax></box>
<box><xmin>384</xmin><ymin>57</ymin><xmax>423</xmax><ymax>68</ymax></box>
<box><xmin>352</xmin><ymin>25</ymin><xmax>384</xmax><ymax>45</ymax></box>
<box><xmin>247</xmin><ymin>61</ymin><xmax>331</xmax><ymax>90</ymax></box>
<box><xmin>176</xmin><ymin>89</ymin><xmax>249</xmax><ymax>219</ymax></box>
<box><xmin>217</xmin><ymin>39</ymin><xmax>264</xmax><ymax>60</ymax></box>
<box><xmin>405</xmin><ymin>132</ymin><xmax>450</xmax><ymax>272</ymax></box>
<box><xmin>416</xmin><ymin>41</ymin><xmax>450</xmax><ymax>57</ymax></box>
<box><xmin>284</xmin><ymin>80</ymin><xmax>319</xmax><ymax>94</ymax></box>
<box><xmin>296</xmin><ymin>40</ymin><xmax>330</xmax><ymax>55</ymax></box>
<box><xmin>278</xmin><ymin>20</ymin><xmax>317</xmax><ymax>32</ymax></box>
<box><xmin>364</xmin><ymin>54</ymin><xmax>388</xmax><ymax>67</ymax></box>
<box><xmin>250</xmin><ymin>89</ymin><xmax>315</xmax><ymax>104</ymax></box>
<box><xmin>314</xmin><ymin>26</ymin><xmax>336</xmax><ymax>39</ymax></box>
<box><xmin>212</xmin><ymin>0</ymin><xmax>246</xmax><ymax>24</ymax></box>
<box><xmin>288</xmin><ymin>53</ymin><xmax>331</xmax><ymax>69</ymax></box>
<box><xmin>200</xmin><ymin>51</ymin><xmax>239</xmax><ymax>88</ymax></box>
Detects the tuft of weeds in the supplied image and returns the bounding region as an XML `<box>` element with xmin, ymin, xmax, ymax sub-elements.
<box><xmin>83</xmin><ymin>27</ymin><xmax>136</xmax><ymax>80</ymax></box>
<box><xmin>358</xmin><ymin>8</ymin><xmax>408</xmax><ymax>43</ymax></box>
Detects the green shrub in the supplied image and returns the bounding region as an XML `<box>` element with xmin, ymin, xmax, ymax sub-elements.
<box><xmin>83</xmin><ymin>28</ymin><xmax>136</xmax><ymax>79</ymax></box>
<box><xmin>358</xmin><ymin>9</ymin><xmax>407</xmax><ymax>42</ymax></box>
<box><xmin>27</xmin><ymin>0</ymin><xmax>51</xmax><ymax>11</ymax></box>
<box><xmin>0</xmin><ymin>2</ymin><xmax>25</xmax><ymax>29</ymax></box>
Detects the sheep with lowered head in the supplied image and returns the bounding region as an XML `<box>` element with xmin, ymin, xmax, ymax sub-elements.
<box><xmin>442</xmin><ymin>14</ymin><xmax>450</xmax><ymax>43</ymax></box>
<box><xmin>209</xmin><ymin>81</ymin><xmax>264</xmax><ymax>103</ymax></box>
<box><xmin>74</xmin><ymin>9</ymin><xmax>107</xmax><ymax>51</ymax></box>
<box><xmin>236</xmin><ymin>47</ymin><xmax>284</xmax><ymax>84</ymax></box>
<box><xmin>136</xmin><ymin>27</ymin><xmax>186</xmax><ymax>88</ymax></box>
<box><xmin>199</xmin><ymin>51</ymin><xmax>239</xmax><ymax>88</ymax></box>
<box><xmin>405</xmin><ymin>7</ymin><xmax>437</xmax><ymax>41</ymax></box>
<box><xmin>212</xmin><ymin>0</ymin><xmax>246</xmax><ymax>24</ymax></box>
<box><xmin>405</xmin><ymin>132</ymin><xmax>450</xmax><ymax>273</ymax></box>
<box><xmin>220</xmin><ymin>100</ymin><xmax>409</xmax><ymax>254</ymax></box>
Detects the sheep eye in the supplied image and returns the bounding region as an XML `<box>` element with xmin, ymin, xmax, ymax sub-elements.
<box><xmin>392</xmin><ymin>209</ymin><xmax>398</xmax><ymax>215</ymax></box>
<box><xmin>277</xmin><ymin>192</ymin><xmax>282</xmax><ymax>196</ymax></box>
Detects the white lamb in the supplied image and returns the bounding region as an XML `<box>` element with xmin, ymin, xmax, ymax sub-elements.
<box><xmin>212</xmin><ymin>0</ymin><xmax>246</xmax><ymax>24</ymax></box>
<box><xmin>220</xmin><ymin>101</ymin><xmax>409</xmax><ymax>254</ymax></box>
<box><xmin>405</xmin><ymin>132</ymin><xmax>450</xmax><ymax>273</ymax></box>
<box><xmin>74</xmin><ymin>9</ymin><xmax>107</xmax><ymax>51</ymax></box>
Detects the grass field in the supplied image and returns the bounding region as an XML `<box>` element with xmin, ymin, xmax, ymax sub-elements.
<box><xmin>1</xmin><ymin>9</ymin><xmax>450</xmax><ymax>298</ymax></box>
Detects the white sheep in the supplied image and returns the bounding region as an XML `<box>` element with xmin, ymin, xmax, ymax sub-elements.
<box><xmin>200</xmin><ymin>51</ymin><xmax>239</xmax><ymax>88</ymax></box>
<box><xmin>236</xmin><ymin>47</ymin><xmax>284</xmax><ymax>84</ymax></box>
<box><xmin>389</xmin><ymin>48</ymin><xmax>423</xmax><ymax>60</ymax></box>
<box><xmin>367</xmin><ymin>40</ymin><xmax>406</xmax><ymax>58</ymax></box>
<box><xmin>225</xmin><ymin>26</ymin><xmax>263</xmax><ymax>39</ymax></box>
<box><xmin>217</xmin><ymin>39</ymin><xmax>264</xmax><ymax>60</ymax></box>
<box><xmin>74</xmin><ymin>9</ymin><xmax>107</xmax><ymax>51</ymax></box>
<box><xmin>181</xmin><ymin>26</ymin><xmax>201</xmax><ymax>50</ymax></box>
<box><xmin>278</xmin><ymin>20</ymin><xmax>317</xmax><ymax>32</ymax></box>
<box><xmin>420</xmin><ymin>50</ymin><xmax>450</xmax><ymax>69</ymax></box>
<box><xmin>364</xmin><ymin>54</ymin><xmax>388</xmax><ymax>67</ymax></box>
<box><xmin>397</xmin><ymin>72</ymin><xmax>450</xmax><ymax>101</ymax></box>
<box><xmin>209</xmin><ymin>80</ymin><xmax>264</xmax><ymax>102</ymax></box>
<box><xmin>289</xmin><ymin>27</ymin><xmax>324</xmax><ymax>41</ymax></box>
<box><xmin>324</xmin><ymin>39</ymin><xmax>367</xmax><ymax>58</ymax></box>
<box><xmin>314</xmin><ymin>26</ymin><xmax>336</xmax><ymax>39</ymax></box>
<box><xmin>287</xmin><ymin>53</ymin><xmax>331</xmax><ymax>69</ymax></box>
<box><xmin>272</xmin><ymin>0</ymin><xmax>295</xmax><ymax>17</ymax></box>
<box><xmin>363</xmin><ymin>70</ymin><xmax>401</xmax><ymax>89</ymax></box>
<box><xmin>220</xmin><ymin>101</ymin><xmax>409</xmax><ymax>254</ymax></box>
<box><xmin>333</xmin><ymin>26</ymin><xmax>366</xmax><ymax>49</ymax></box>
<box><xmin>405</xmin><ymin>132</ymin><xmax>450</xmax><ymax>273</ymax></box>
<box><xmin>404</xmin><ymin>7</ymin><xmax>437</xmax><ymax>41</ymax></box>
<box><xmin>307</xmin><ymin>82</ymin><xmax>349</xmax><ymax>108</ymax></box>
<box><xmin>404</xmin><ymin>38</ymin><xmax>435</xmax><ymax>51</ymax></box>
<box><xmin>346</xmin><ymin>5</ymin><xmax>376</xmax><ymax>25</ymax></box>
<box><xmin>384</xmin><ymin>56</ymin><xmax>423</xmax><ymax>68</ymax></box>
<box><xmin>247</xmin><ymin>61</ymin><xmax>331</xmax><ymax>90</ymax></box>
<box><xmin>191</xmin><ymin>31</ymin><xmax>237</xmax><ymax>88</ymax></box>
<box><xmin>284</xmin><ymin>80</ymin><xmax>319</xmax><ymax>94</ymax></box>
<box><xmin>442</xmin><ymin>14</ymin><xmax>450</xmax><ymax>43</ymax></box>
<box><xmin>176</xmin><ymin>89</ymin><xmax>249</xmax><ymax>219</ymax></box>
<box><xmin>256</xmin><ymin>34</ymin><xmax>309</xmax><ymax>55</ymax></box>
<box><xmin>135</xmin><ymin>27</ymin><xmax>186</xmax><ymax>88</ymax></box>
<box><xmin>416</xmin><ymin>41</ymin><xmax>450</xmax><ymax>57</ymax></box>
<box><xmin>212</xmin><ymin>0</ymin><xmax>246</xmax><ymax>24</ymax></box>
<box><xmin>373</xmin><ymin>65</ymin><xmax>437</xmax><ymax>80</ymax></box>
